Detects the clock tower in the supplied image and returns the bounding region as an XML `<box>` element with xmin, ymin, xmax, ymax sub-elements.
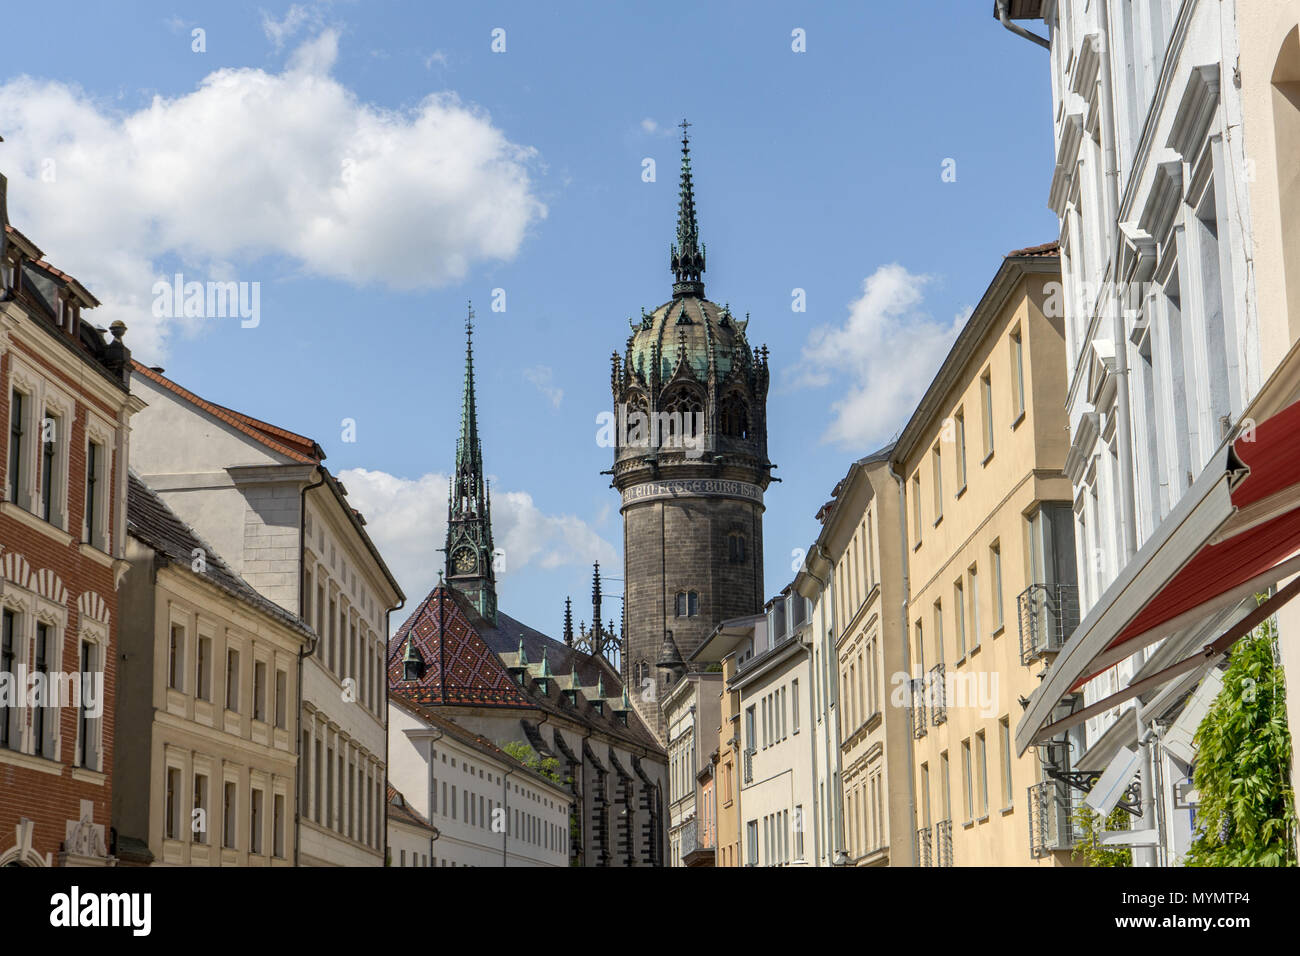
<box><xmin>445</xmin><ymin>304</ymin><xmax>498</xmax><ymax>624</ymax></box>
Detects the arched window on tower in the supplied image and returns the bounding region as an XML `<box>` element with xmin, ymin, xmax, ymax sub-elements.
<box><xmin>720</xmin><ymin>392</ymin><xmax>750</xmax><ymax>440</ymax></box>
<box><xmin>728</xmin><ymin>533</ymin><xmax>747</xmax><ymax>565</ymax></box>
<box><xmin>661</xmin><ymin>389</ymin><xmax>704</xmax><ymax>449</ymax></box>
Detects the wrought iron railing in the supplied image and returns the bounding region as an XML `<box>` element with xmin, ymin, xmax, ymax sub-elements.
<box><xmin>743</xmin><ymin>748</ymin><xmax>754</xmax><ymax>784</ymax></box>
<box><xmin>1017</xmin><ymin>583</ymin><xmax>1080</xmax><ymax>665</ymax></box>
<box><xmin>1028</xmin><ymin>779</ymin><xmax>1075</xmax><ymax>858</ymax></box>
<box><xmin>916</xmin><ymin>825</ymin><xmax>933</xmax><ymax>867</ymax></box>
<box><xmin>678</xmin><ymin>818</ymin><xmax>714</xmax><ymax>860</ymax></box>
<box><xmin>910</xmin><ymin>677</ymin><xmax>927</xmax><ymax>739</ymax></box>
<box><xmin>935</xmin><ymin>819</ymin><xmax>953</xmax><ymax>867</ymax></box>
<box><xmin>929</xmin><ymin>663</ymin><xmax>947</xmax><ymax>725</ymax></box>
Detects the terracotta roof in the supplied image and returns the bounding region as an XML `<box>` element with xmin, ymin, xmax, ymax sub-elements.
<box><xmin>389</xmin><ymin>584</ymin><xmax>663</xmax><ymax>754</ymax></box>
<box><xmin>386</xmin><ymin>784</ymin><xmax>439</xmax><ymax>835</ymax></box>
<box><xmin>127</xmin><ymin>472</ymin><xmax>313</xmax><ymax>639</ymax></box>
<box><xmin>130</xmin><ymin>361</ymin><xmax>320</xmax><ymax>465</ymax></box>
<box><xmin>1007</xmin><ymin>240</ymin><xmax>1060</xmax><ymax>258</ymax></box>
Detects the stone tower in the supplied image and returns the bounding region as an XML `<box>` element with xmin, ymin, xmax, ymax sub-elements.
<box><xmin>610</xmin><ymin>123</ymin><xmax>773</xmax><ymax>742</ymax></box>
<box><xmin>445</xmin><ymin>303</ymin><xmax>498</xmax><ymax>624</ymax></box>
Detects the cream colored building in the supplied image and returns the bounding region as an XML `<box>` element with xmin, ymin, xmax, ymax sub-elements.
<box><xmin>387</xmin><ymin>694</ymin><xmax>571</xmax><ymax>867</ymax></box>
<box><xmin>693</xmin><ymin>589</ymin><xmax>816</xmax><ymax>866</ymax></box>
<box><xmin>700</xmin><ymin>616</ymin><xmax>754</xmax><ymax>868</ymax></box>
<box><xmin>126</xmin><ymin>364</ymin><xmax>404</xmax><ymax>866</ymax></box>
<box><xmin>664</xmin><ymin>671</ymin><xmax>721</xmax><ymax>866</ymax></box>
<box><xmin>797</xmin><ymin>444</ymin><xmax>912</xmax><ymax>865</ymax></box>
<box><xmin>115</xmin><ymin>474</ymin><xmax>310</xmax><ymax>865</ymax></box>
<box><xmin>386</xmin><ymin>785</ymin><xmax>439</xmax><ymax>867</ymax></box>
<box><xmin>892</xmin><ymin>244</ymin><xmax>1077</xmax><ymax>866</ymax></box>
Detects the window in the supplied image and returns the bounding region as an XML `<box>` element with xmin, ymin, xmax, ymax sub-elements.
<box><xmin>976</xmin><ymin>731</ymin><xmax>989</xmax><ymax>818</ymax></box>
<box><xmin>728</xmin><ymin>533</ymin><xmax>747</xmax><ymax>564</ymax></box>
<box><xmin>674</xmin><ymin>591</ymin><xmax>699</xmax><ymax>617</ymax></box>
<box><xmin>980</xmin><ymin>370</ymin><xmax>994</xmax><ymax>459</ymax></box>
<box><xmin>193</xmin><ymin>773</ymin><xmax>209</xmax><ymax>844</ymax></box>
<box><xmin>1011</xmin><ymin>329</ymin><xmax>1026</xmax><ymax>422</ymax></box>
<box><xmin>968</xmin><ymin>565</ymin><xmax>981</xmax><ymax>649</ymax></box>
<box><xmin>39</xmin><ymin>412</ymin><xmax>59</xmax><ymax>523</ymax></box>
<box><xmin>999</xmin><ymin>717</ymin><xmax>1014</xmax><ymax>809</ymax></box>
<box><xmin>6</xmin><ymin>391</ymin><xmax>23</xmax><ymax>505</ymax></box>
<box><xmin>76</xmin><ymin>640</ymin><xmax>95</xmax><ymax>768</ymax></box>
<box><xmin>196</xmin><ymin>636</ymin><xmax>212</xmax><ymax>701</ymax></box>
<box><xmin>168</xmin><ymin>624</ymin><xmax>184</xmax><ymax>691</ymax></box>
<box><xmin>223</xmin><ymin>781</ymin><xmax>237</xmax><ymax>849</ymax></box>
<box><xmin>792</xmin><ymin>679</ymin><xmax>800</xmax><ymax>734</ymax></box>
<box><xmin>1</xmin><ymin>609</ymin><xmax>16</xmax><ymax>749</ymax></box>
<box><xmin>254</xmin><ymin>660</ymin><xmax>267</xmax><ymax>722</ymax></box>
<box><xmin>273</xmin><ymin>793</ymin><xmax>285</xmax><ymax>857</ymax></box>
<box><xmin>225</xmin><ymin>648</ymin><xmax>240</xmax><ymax>711</ymax></box>
<box><xmin>747</xmin><ymin>820</ymin><xmax>758</xmax><ymax>864</ymax></box>
<box><xmin>250</xmin><ymin>788</ymin><xmax>264</xmax><ymax>855</ymax></box>
<box><xmin>275</xmin><ymin>669</ymin><xmax>287</xmax><ymax>729</ymax></box>
<box><xmin>33</xmin><ymin>622</ymin><xmax>51</xmax><ymax>757</ymax></box>
<box><xmin>911</xmin><ymin>473</ymin><xmax>922</xmax><ymax>543</ymax></box>
<box><xmin>932</xmin><ymin>599</ymin><xmax>944</xmax><ymax>666</ymax></box>
<box><xmin>939</xmin><ymin>751</ymin><xmax>951</xmax><ymax>822</ymax></box>
<box><xmin>953</xmin><ymin>580</ymin><xmax>966</xmax><ymax>658</ymax></box>
<box><xmin>931</xmin><ymin>444</ymin><xmax>943</xmax><ymax>521</ymax></box>
<box><xmin>961</xmin><ymin>739</ymin><xmax>973</xmax><ymax>822</ymax></box>
<box><xmin>85</xmin><ymin>439</ymin><xmax>104</xmax><ymax>546</ymax></box>
<box><xmin>954</xmin><ymin>408</ymin><xmax>967</xmax><ymax>489</ymax></box>
<box><xmin>990</xmin><ymin>542</ymin><xmax>1004</xmax><ymax>632</ymax></box>
<box><xmin>165</xmin><ymin>767</ymin><xmax>181</xmax><ymax>840</ymax></box>
<box><xmin>920</xmin><ymin>763</ymin><xmax>931</xmax><ymax>828</ymax></box>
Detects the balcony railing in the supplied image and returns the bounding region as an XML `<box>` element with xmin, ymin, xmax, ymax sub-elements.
<box><xmin>1017</xmin><ymin>583</ymin><xmax>1080</xmax><ymax>665</ymax></box>
<box><xmin>928</xmin><ymin>663</ymin><xmax>947</xmax><ymax>725</ymax></box>
<box><xmin>935</xmin><ymin>819</ymin><xmax>953</xmax><ymax>867</ymax></box>
<box><xmin>743</xmin><ymin>748</ymin><xmax>754</xmax><ymax>784</ymax></box>
<box><xmin>910</xmin><ymin>678</ymin><xmax>927</xmax><ymax>739</ymax></box>
<box><xmin>1028</xmin><ymin>779</ymin><xmax>1075</xmax><ymax>858</ymax></box>
<box><xmin>915</xmin><ymin>826</ymin><xmax>933</xmax><ymax>867</ymax></box>
<box><xmin>678</xmin><ymin>818</ymin><xmax>715</xmax><ymax>865</ymax></box>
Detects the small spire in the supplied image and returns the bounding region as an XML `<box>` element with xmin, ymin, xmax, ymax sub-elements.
<box><xmin>517</xmin><ymin>636</ymin><xmax>528</xmax><ymax>667</ymax></box>
<box><xmin>669</xmin><ymin>119</ymin><xmax>706</xmax><ymax>299</ymax></box>
<box><xmin>540</xmin><ymin>648</ymin><xmax>552</xmax><ymax>678</ymax></box>
<box><xmin>563</xmin><ymin>597</ymin><xmax>574</xmax><ymax>646</ymax></box>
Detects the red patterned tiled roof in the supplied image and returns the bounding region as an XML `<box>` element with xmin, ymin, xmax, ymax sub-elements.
<box><xmin>1007</xmin><ymin>240</ymin><xmax>1060</xmax><ymax>258</ymax></box>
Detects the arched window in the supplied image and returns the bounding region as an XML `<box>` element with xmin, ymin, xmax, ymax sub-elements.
<box><xmin>660</xmin><ymin>389</ymin><xmax>703</xmax><ymax>447</ymax></box>
<box><xmin>728</xmin><ymin>533</ymin><xmax>747</xmax><ymax>565</ymax></box>
<box><xmin>720</xmin><ymin>392</ymin><xmax>749</xmax><ymax>439</ymax></box>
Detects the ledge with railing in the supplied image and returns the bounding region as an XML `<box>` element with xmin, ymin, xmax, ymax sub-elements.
<box><xmin>928</xmin><ymin>663</ymin><xmax>947</xmax><ymax>725</ymax></box>
<box><xmin>1017</xmin><ymin>582</ymin><xmax>1080</xmax><ymax>665</ymax></box>
<box><xmin>915</xmin><ymin>825</ymin><xmax>933</xmax><ymax>867</ymax></box>
<box><xmin>1028</xmin><ymin>778</ymin><xmax>1075</xmax><ymax>858</ymax></box>
<box><xmin>935</xmin><ymin>819</ymin><xmax>953</xmax><ymax>867</ymax></box>
<box><xmin>743</xmin><ymin>747</ymin><xmax>754</xmax><ymax>784</ymax></box>
<box><xmin>910</xmin><ymin>677</ymin><xmax>927</xmax><ymax>739</ymax></box>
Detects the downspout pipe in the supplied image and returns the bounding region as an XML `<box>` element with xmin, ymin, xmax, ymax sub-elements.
<box><xmin>890</xmin><ymin>463</ymin><xmax>919</xmax><ymax>867</ymax></box>
<box><xmin>1095</xmin><ymin>0</ymin><xmax>1139</xmax><ymax>563</ymax></box>
<box><xmin>502</xmin><ymin>766</ymin><xmax>515</xmax><ymax>867</ymax></box>
<box><xmin>293</xmin><ymin>469</ymin><xmax>326</xmax><ymax>867</ymax></box>
<box><xmin>995</xmin><ymin>0</ymin><xmax>1050</xmax><ymax>50</ymax></box>
<box><xmin>382</xmin><ymin>593</ymin><xmax>403</xmax><ymax>866</ymax></box>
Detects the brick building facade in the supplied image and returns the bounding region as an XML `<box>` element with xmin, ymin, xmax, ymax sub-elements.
<box><xmin>0</xmin><ymin>173</ymin><xmax>139</xmax><ymax>866</ymax></box>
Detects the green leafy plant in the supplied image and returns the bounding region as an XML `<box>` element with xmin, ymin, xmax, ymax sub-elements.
<box><xmin>501</xmin><ymin>740</ymin><xmax>566</xmax><ymax>785</ymax></box>
<box><xmin>1184</xmin><ymin>616</ymin><xmax>1296</xmax><ymax>867</ymax></box>
<box><xmin>1071</xmin><ymin>803</ymin><xmax>1133</xmax><ymax>867</ymax></box>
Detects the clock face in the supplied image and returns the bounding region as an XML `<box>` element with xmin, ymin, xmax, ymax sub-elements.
<box><xmin>454</xmin><ymin>548</ymin><xmax>478</xmax><ymax>574</ymax></box>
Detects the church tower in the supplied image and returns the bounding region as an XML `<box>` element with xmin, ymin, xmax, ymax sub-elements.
<box><xmin>445</xmin><ymin>304</ymin><xmax>498</xmax><ymax>624</ymax></box>
<box><xmin>610</xmin><ymin>124</ymin><xmax>773</xmax><ymax>742</ymax></box>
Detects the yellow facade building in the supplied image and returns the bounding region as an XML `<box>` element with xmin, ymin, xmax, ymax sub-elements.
<box><xmin>891</xmin><ymin>243</ymin><xmax>1078</xmax><ymax>866</ymax></box>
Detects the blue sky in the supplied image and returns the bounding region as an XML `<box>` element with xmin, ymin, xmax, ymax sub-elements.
<box><xmin>0</xmin><ymin>0</ymin><xmax>1058</xmax><ymax>634</ymax></box>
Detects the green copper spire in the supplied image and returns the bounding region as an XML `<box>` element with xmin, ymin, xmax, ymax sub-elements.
<box><xmin>445</xmin><ymin>301</ymin><xmax>498</xmax><ymax>624</ymax></box>
<box><xmin>670</xmin><ymin>119</ymin><xmax>706</xmax><ymax>299</ymax></box>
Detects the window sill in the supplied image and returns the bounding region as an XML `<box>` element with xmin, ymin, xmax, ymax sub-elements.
<box><xmin>0</xmin><ymin>747</ymin><xmax>63</xmax><ymax>776</ymax></box>
<box><xmin>962</xmin><ymin>819</ymin><xmax>975</xmax><ymax>830</ymax></box>
<box><xmin>976</xmin><ymin>814</ymin><xmax>990</xmax><ymax>825</ymax></box>
<box><xmin>932</xmin><ymin>515</ymin><xmax>943</xmax><ymax>528</ymax></box>
<box><xmin>70</xmin><ymin>765</ymin><xmax>107</xmax><ymax>785</ymax></box>
<box><xmin>955</xmin><ymin>484</ymin><xmax>967</xmax><ymax>500</ymax></box>
<box><xmin>1011</xmin><ymin>411</ymin><xmax>1025</xmax><ymax>430</ymax></box>
<box><xmin>78</xmin><ymin>542</ymin><xmax>114</xmax><ymax>567</ymax></box>
<box><xmin>991</xmin><ymin>625</ymin><xmax>1005</xmax><ymax>639</ymax></box>
<box><xmin>0</xmin><ymin>501</ymin><xmax>74</xmax><ymax>546</ymax></box>
<box><xmin>981</xmin><ymin>450</ymin><xmax>994</xmax><ymax>467</ymax></box>
<box><xmin>1000</xmin><ymin>805</ymin><xmax>1015</xmax><ymax>816</ymax></box>
<box><xmin>969</xmin><ymin>642</ymin><xmax>982</xmax><ymax>657</ymax></box>
<box><xmin>912</xmin><ymin>540</ymin><xmax>922</xmax><ymax>553</ymax></box>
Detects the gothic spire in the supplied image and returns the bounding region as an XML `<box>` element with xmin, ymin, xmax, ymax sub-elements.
<box><xmin>563</xmin><ymin>597</ymin><xmax>574</xmax><ymax>647</ymax></box>
<box><xmin>445</xmin><ymin>300</ymin><xmax>498</xmax><ymax>624</ymax></box>
<box><xmin>670</xmin><ymin>119</ymin><xmax>706</xmax><ymax>299</ymax></box>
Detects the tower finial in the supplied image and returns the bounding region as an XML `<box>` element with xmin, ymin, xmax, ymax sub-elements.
<box><xmin>669</xmin><ymin>119</ymin><xmax>705</xmax><ymax>299</ymax></box>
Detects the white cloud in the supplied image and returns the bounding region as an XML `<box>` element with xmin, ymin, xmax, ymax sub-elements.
<box><xmin>639</xmin><ymin>118</ymin><xmax>673</xmax><ymax>137</ymax></box>
<box><xmin>339</xmin><ymin>467</ymin><xmax>616</xmax><ymax>604</ymax></box>
<box><xmin>423</xmin><ymin>50</ymin><xmax>449</xmax><ymax>69</ymax></box>
<box><xmin>523</xmin><ymin>365</ymin><xmax>563</xmax><ymax>408</ymax></box>
<box><xmin>792</xmin><ymin>264</ymin><xmax>969</xmax><ymax>449</ymax></box>
<box><xmin>261</xmin><ymin>4</ymin><xmax>317</xmax><ymax>49</ymax></box>
<box><xmin>0</xmin><ymin>30</ymin><xmax>547</xmax><ymax>360</ymax></box>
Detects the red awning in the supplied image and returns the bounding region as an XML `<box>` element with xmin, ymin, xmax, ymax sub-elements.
<box><xmin>1018</xmin><ymin>399</ymin><xmax>1300</xmax><ymax>752</ymax></box>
